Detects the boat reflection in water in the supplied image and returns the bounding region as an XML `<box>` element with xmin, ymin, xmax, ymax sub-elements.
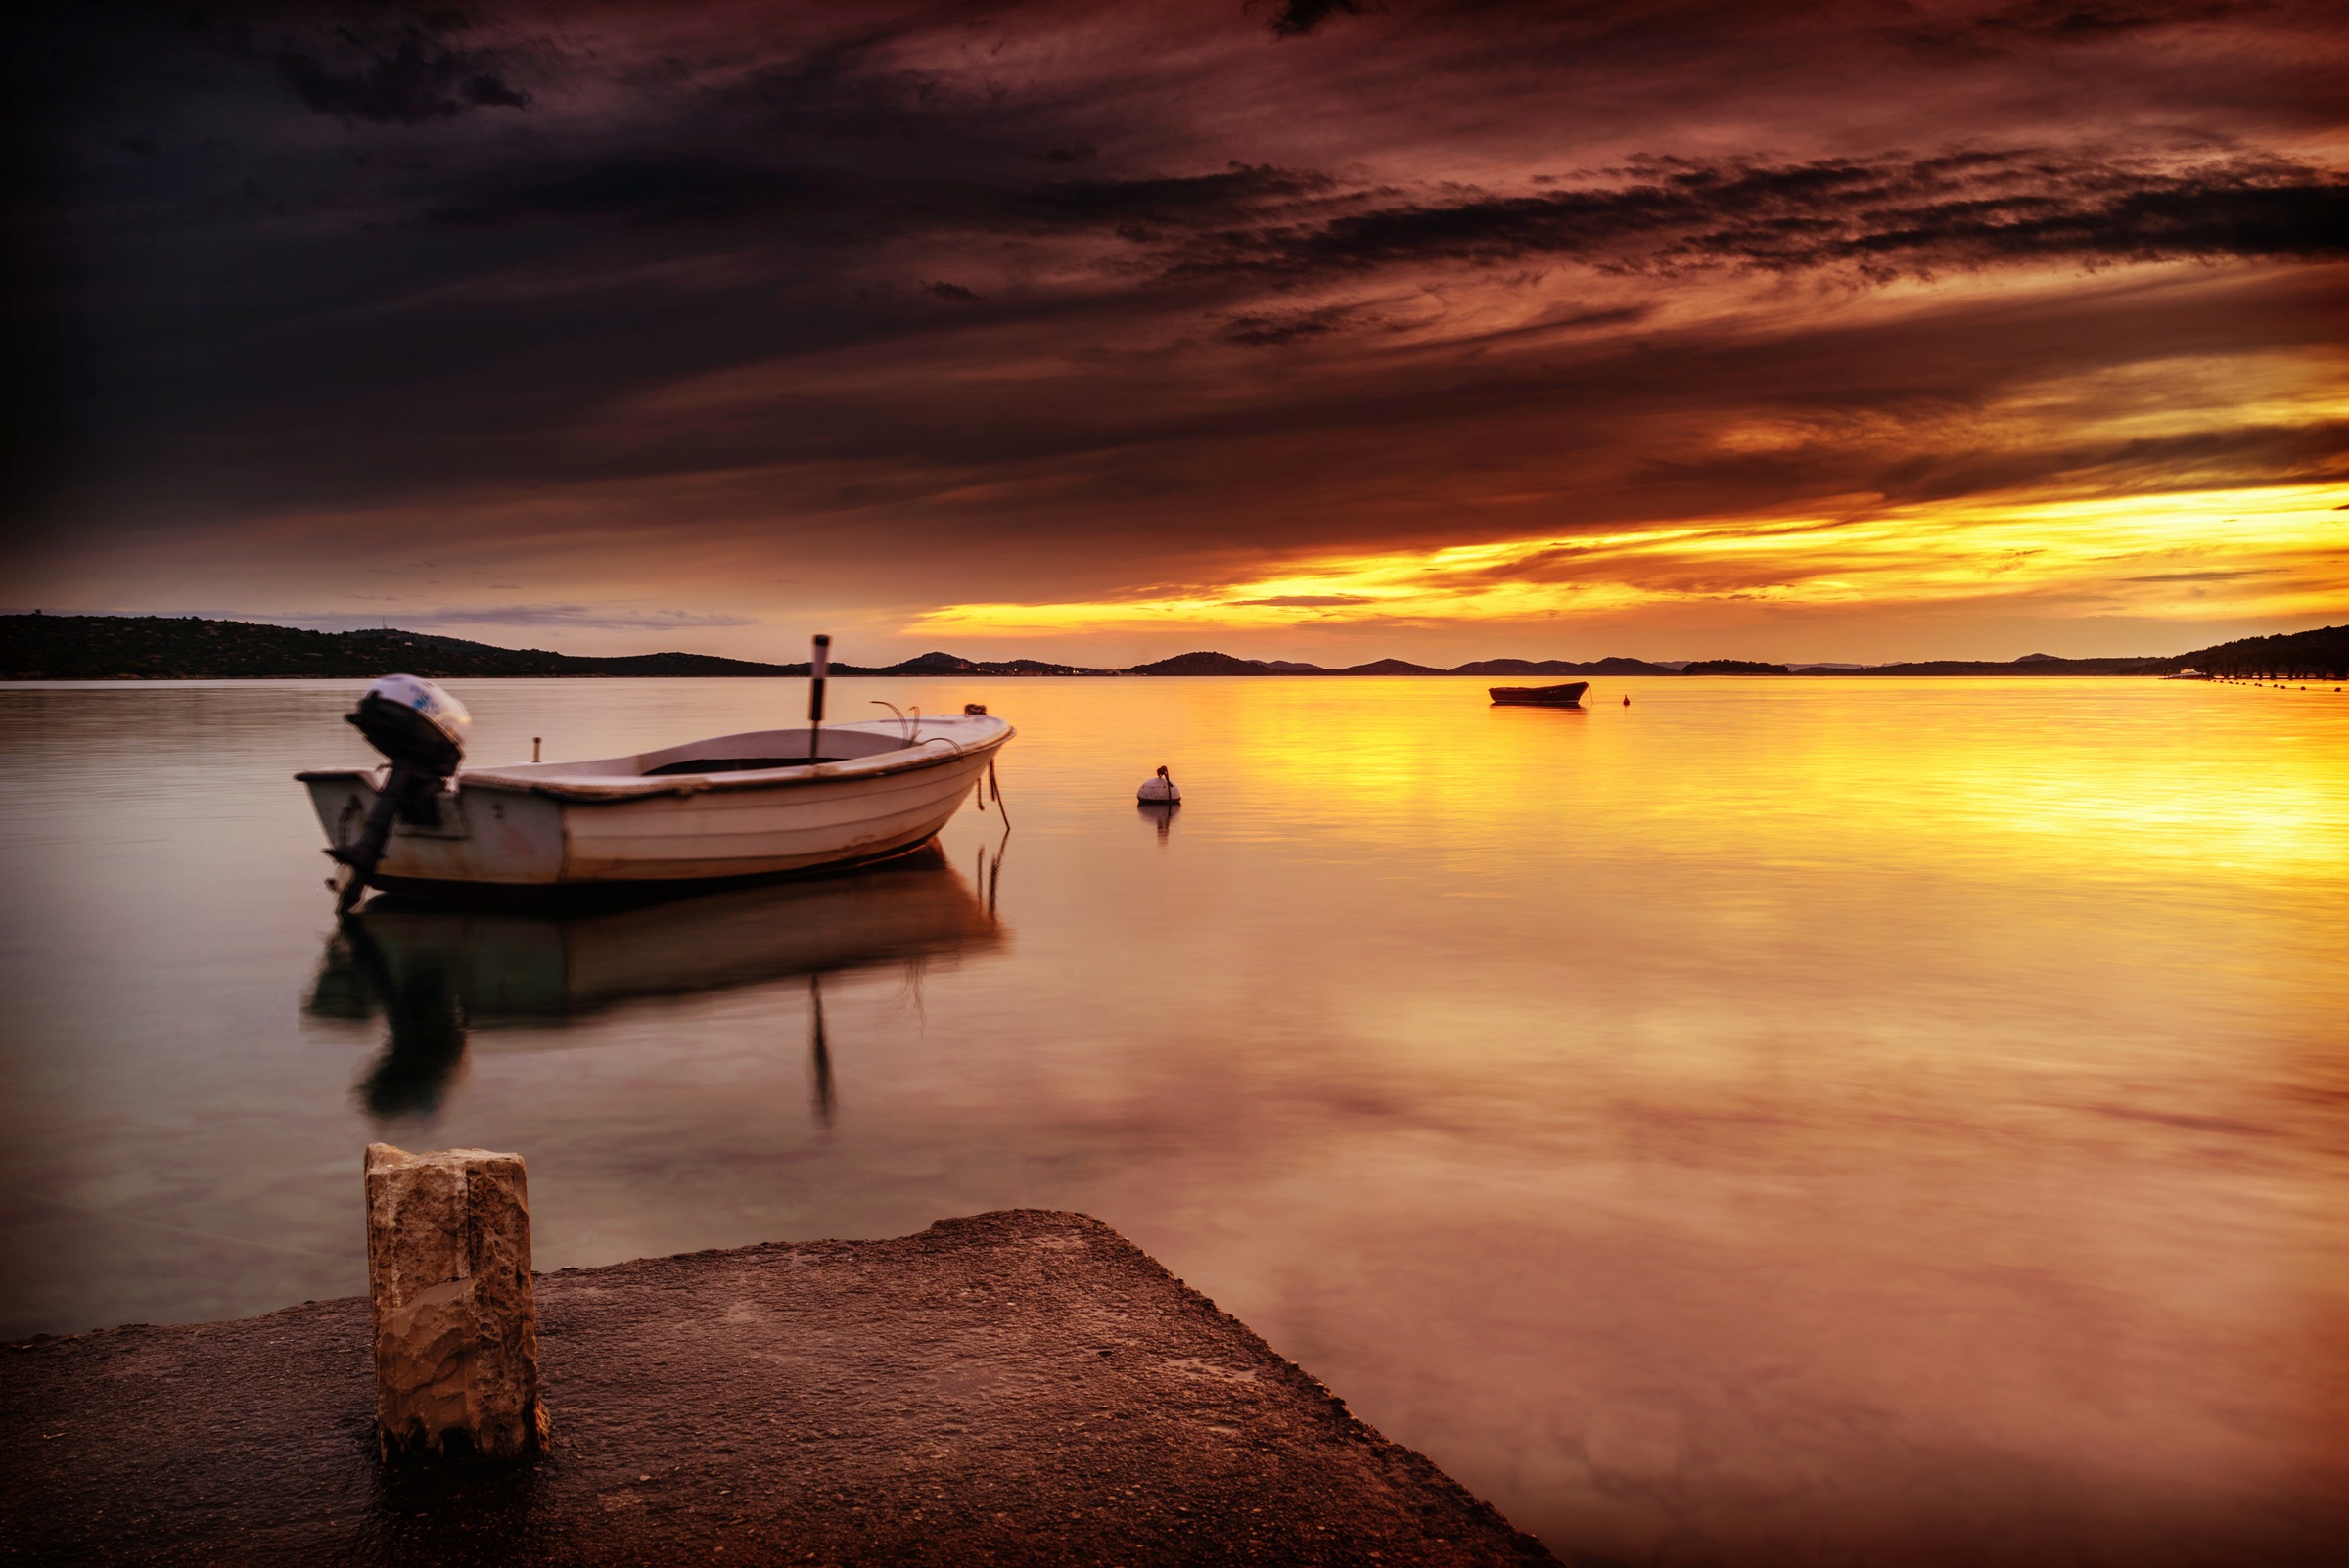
<box><xmin>308</xmin><ymin>842</ymin><xmax>1006</xmax><ymax>1122</ymax></box>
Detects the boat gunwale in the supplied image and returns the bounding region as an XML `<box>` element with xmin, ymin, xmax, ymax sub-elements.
<box><xmin>297</xmin><ymin>719</ymin><xmax>1012</xmax><ymax>805</ymax></box>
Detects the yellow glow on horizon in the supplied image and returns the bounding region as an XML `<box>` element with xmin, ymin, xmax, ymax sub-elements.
<box><xmin>911</xmin><ymin>484</ymin><xmax>2349</xmax><ymax>637</ymax></box>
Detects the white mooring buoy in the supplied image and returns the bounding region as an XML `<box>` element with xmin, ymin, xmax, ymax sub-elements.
<box><xmin>1137</xmin><ymin>765</ymin><xmax>1181</xmax><ymax>803</ymax></box>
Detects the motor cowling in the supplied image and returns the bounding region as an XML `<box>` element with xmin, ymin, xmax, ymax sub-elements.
<box><xmin>347</xmin><ymin>673</ymin><xmax>470</xmax><ymax>776</ymax></box>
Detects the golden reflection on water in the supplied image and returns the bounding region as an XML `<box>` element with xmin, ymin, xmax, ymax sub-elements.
<box><xmin>1228</xmin><ymin>677</ymin><xmax>2346</xmax><ymax>881</ymax></box>
<box><xmin>1</xmin><ymin>674</ymin><xmax>2344</xmax><ymax>1564</ymax></box>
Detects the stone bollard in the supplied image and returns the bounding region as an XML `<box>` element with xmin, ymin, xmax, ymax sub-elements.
<box><xmin>363</xmin><ymin>1142</ymin><xmax>549</xmax><ymax>1461</ymax></box>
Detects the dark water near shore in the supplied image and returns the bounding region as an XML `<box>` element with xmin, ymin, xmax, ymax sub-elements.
<box><xmin>3</xmin><ymin>675</ymin><xmax>2344</xmax><ymax>1563</ymax></box>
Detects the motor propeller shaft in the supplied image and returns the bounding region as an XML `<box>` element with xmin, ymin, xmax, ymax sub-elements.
<box><xmin>330</xmin><ymin>676</ymin><xmax>471</xmax><ymax>914</ymax></box>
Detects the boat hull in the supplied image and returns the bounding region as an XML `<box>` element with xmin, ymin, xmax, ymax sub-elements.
<box><xmin>315</xmin><ymin>844</ymin><xmax>1002</xmax><ymax>1020</ymax></box>
<box><xmin>300</xmin><ymin>717</ymin><xmax>1009</xmax><ymax>891</ymax></box>
<box><xmin>1489</xmin><ymin>682</ymin><xmax>1589</xmax><ymax>707</ymax></box>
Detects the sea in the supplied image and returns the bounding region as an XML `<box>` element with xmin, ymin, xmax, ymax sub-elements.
<box><xmin>2</xmin><ymin>674</ymin><xmax>2343</xmax><ymax>1563</ymax></box>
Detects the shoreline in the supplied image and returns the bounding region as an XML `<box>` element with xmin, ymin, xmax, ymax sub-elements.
<box><xmin>10</xmin><ymin>613</ymin><xmax>2344</xmax><ymax>683</ymax></box>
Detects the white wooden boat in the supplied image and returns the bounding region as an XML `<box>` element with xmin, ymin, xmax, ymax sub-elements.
<box><xmin>299</xmin><ymin>713</ymin><xmax>1012</xmax><ymax>895</ymax></box>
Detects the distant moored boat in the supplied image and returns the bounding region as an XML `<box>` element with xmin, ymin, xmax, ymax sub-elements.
<box><xmin>1489</xmin><ymin>682</ymin><xmax>1589</xmax><ymax>707</ymax></box>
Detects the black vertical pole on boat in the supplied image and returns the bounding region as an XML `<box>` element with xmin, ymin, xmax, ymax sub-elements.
<box><xmin>807</xmin><ymin>633</ymin><xmax>830</xmax><ymax>763</ymax></box>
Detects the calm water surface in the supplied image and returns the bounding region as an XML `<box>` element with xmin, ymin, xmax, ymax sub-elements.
<box><xmin>3</xmin><ymin>676</ymin><xmax>2344</xmax><ymax>1563</ymax></box>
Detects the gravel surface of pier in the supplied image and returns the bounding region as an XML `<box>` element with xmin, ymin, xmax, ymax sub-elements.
<box><xmin>1</xmin><ymin>1209</ymin><xmax>1556</xmax><ymax>1566</ymax></box>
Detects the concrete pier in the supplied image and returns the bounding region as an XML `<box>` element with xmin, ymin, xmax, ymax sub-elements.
<box><xmin>0</xmin><ymin>1210</ymin><xmax>1556</xmax><ymax>1566</ymax></box>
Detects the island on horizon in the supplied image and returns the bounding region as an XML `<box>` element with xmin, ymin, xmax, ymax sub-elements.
<box><xmin>2</xmin><ymin>613</ymin><xmax>2342</xmax><ymax>684</ymax></box>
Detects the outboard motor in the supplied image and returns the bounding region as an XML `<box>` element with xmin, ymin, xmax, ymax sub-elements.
<box><xmin>329</xmin><ymin>674</ymin><xmax>470</xmax><ymax>913</ymax></box>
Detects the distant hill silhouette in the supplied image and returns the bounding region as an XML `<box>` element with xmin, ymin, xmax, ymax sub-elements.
<box><xmin>1126</xmin><ymin>650</ymin><xmax>1279</xmax><ymax>675</ymax></box>
<box><xmin>6</xmin><ymin>614</ymin><xmax>2340</xmax><ymax>682</ymax></box>
<box><xmin>868</xmin><ymin>650</ymin><xmax>1116</xmax><ymax>676</ymax></box>
<box><xmin>0</xmin><ymin>616</ymin><xmax>1123</xmax><ymax>681</ymax></box>
<box><xmin>1453</xmin><ymin>658</ymin><xmax>1570</xmax><ymax>675</ymax></box>
<box><xmin>1815</xmin><ymin>656</ymin><xmax>2163</xmax><ymax>675</ymax></box>
<box><xmin>0</xmin><ymin>615</ymin><xmax>808</xmax><ymax>681</ymax></box>
<box><xmin>1809</xmin><ymin>629</ymin><xmax>2342</xmax><ymax>678</ymax></box>
<box><xmin>1335</xmin><ymin>658</ymin><xmax>1449</xmax><ymax>675</ymax></box>
<box><xmin>1681</xmin><ymin>659</ymin><xmax>1790</xmax><ymax>675</ymax></box>
<box><xmin>1454</xmin><ymin>656</ymin><xmax>1681</xmax><ymax>676</ymax></box>
<box><xmin>2160</xmin><ymin>623</ymin><xmax>2346</xmax><ymax>680</ymax></box>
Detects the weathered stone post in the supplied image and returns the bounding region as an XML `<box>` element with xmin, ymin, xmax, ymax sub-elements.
<box><xmin>363</xmin><ymin>1143</ymin><xmax>548</xmax><ymax>1461</ymax></box>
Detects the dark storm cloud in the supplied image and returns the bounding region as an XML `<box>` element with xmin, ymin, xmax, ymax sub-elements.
<box><xmin>1166</xmin><ymin>151</ymin><xmax>2349</xmax><ymax>282</ymax></box>
<box><xmin>180</xmin><ymin>604</ymin><xmax>760</xmax><ymax>631</ymax></box>
<box><xmin>278</xmin><ymin>36</ymin><xmax>531</xmax><ymax>124</ymax></box>
<box><xmin>422</xmin><ymin>159</ymin><xmax>868</xmax><ymax>228</ymax></box>
<box><xmin>7</xmin><ymin>0</ymin><xmax>2344</xmax><ymax>623</ymax></box>
<box><xmin>420</xmin><ymin>153</ymin><xmax>1329</xmax><ymax>237</ymax></box>
<box><xmin>1221</xmin><ymin>300</ymin><xmax>1391</xmax><ymax>346</ymax></box>
<box><xmin>396</xmin><ymin>604</ymin><xmax>757</xmax><ymax>629</ymax></box>
<box><xmin>1897</xmin><ymin>0</ymin><xmax>2256</xmax><ymax>51</ymax></box>
<box><xmin>1267</xmin><ymin>0</ymin><xmax>1373</xmax><ymax>37</ymax></box>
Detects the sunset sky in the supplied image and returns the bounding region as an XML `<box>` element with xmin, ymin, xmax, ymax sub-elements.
<box><xmin>8</xmin><ymin>0</ymin><xmax>2345</xmax><ymax>664</ymax></box>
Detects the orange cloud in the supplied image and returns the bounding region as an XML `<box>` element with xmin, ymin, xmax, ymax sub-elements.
<box><xmin>912</xmin><ymin>484</ymin><xmax>2349</xmax><ymax>637</ymax></box>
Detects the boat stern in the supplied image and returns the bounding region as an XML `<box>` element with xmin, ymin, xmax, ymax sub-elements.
<box><xmin>298</xmin><ymin>769</ymin><xmax>569</xmax><ymax>887</ymax></box>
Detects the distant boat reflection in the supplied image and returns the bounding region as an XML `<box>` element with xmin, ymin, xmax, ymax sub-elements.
<box><xmin>309</xmin><ymin>843</ymin><xmax>1006</xmax><ymax>1123</ymax></box>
